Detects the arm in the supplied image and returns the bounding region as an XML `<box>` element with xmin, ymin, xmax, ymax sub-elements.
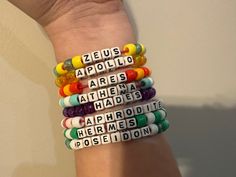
<box><xmin>8</xmin><ymin>0</ymin><xmax>181</xmax><ymax>177</ymax></box>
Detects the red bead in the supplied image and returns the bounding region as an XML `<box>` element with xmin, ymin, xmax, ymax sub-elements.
<box><xmin>70</xmin><ymin>82</ymin><xmax>83</xmax><ymax>94</ymax></box>
<box><xmin>59</xmin><ymin>87</ymin><xmax>67</xmax><ymax>97</ymax></box>
<box><xmin>141</xmin><ymin>67</ymin><xmax>151</xmax><ymax>76</ymax></box>
<box><xmin>125</xmin><ymin>69</ymin><xmax>138</xmax><ymax>82</ymax></box>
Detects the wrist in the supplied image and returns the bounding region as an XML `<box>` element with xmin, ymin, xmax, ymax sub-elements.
<box><xmin>44</xmin><ymin>0</ymin><xmax>136</xmax><ymax>61</ymax></box>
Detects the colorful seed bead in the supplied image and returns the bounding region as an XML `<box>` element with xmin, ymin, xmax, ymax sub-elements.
<box><xmin>134</xmin><ymin>68</ymin><xmax>145</xmax><ymax>80</ymax></box>
<box><xmin>55</xmin><ymin>76</ymin><xmax>67</xmax><ymax>87</ymax></box>
<box><xmin>140</xmin><ymin>44</ymin><xmax>146</xmax><ymax>55</ymax></box>
<box><xmin>55</xmin><ymin>62</ymin><xmax>67</xmax><ymax>75</ymax></box>
<box><xmin>125</xmin><ymin>69</ymin><xmax>138</xmax><ymax>82</ymax></box>
<box><xmin>153</xmin><ymin>109</ymin><xmax>167</xmax><ymax>124</ymax></box>
<box><xmin>69</xmin><ymin>82</ymin><xmax>84</xmax><ymax>94</ymax></box>
<box><xmin>140</xmin><ymin>77</ymin><xmax>154</xmax><ymax>89</ymax></box>
<box><xmin>69</xmin><ymin>94</ymin><xmax>80</xmax><ymax>106</ymax></box>
<box><xmin>72</xmin><ymin>55</ymin><xmax>85</xmax><ymax>69</ymax></box>
<box><xmin>141</xmin><ymin>67</ymin><xmax>151</xmax><ymax>76</ymax></box>
<box><xmin>141</xmin><ymin>87</ymin><xmax>156</xmax><ymax>100</ymax></box>
<box><xmin>159</xmin><ymin>119</ymin><xmax>170</xmax><ymax>132</ymax></box>
<box><xmin>135</xmin><ymin>43</ymin><xmax>142</xmax><ymax>55</ymax></box>
<box><xmin>63</xmin><ymin>84</ymin><xmax>73</xmax><ymax>96</ymax></box>
<box><xmin>123</xmin><ymin>43</ymin><xmax>137</xmax><ymax>56</ymax></box>
<box><xmin>64</xmin><ymin>128</ymin><xmax>78</xmax><ymax>139</ymax></box>
<box><xmin>63</xmin><ymin>58</ymin><xmax>74</xmax><ymax>70</ymax></box>
<box><xmin>65</xmin><ymin>139</ymin><xmax>72</xmax><ymax>149</ymax></box>
<box><xmin>59</xmin><ymin>87</ymin><xmax>67</xmax><ymax>97</ymax></box>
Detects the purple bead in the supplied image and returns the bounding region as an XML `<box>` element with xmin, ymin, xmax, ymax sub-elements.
<box><xmin>74</xmin><ymin>105</ymin><xmax>85</xmax><ymax>116</ymax></box>
<box><xmin>63</xmin><ymin>108</ymin><xmax>69</xmax><ymax>117</ymax></box>
<box><xmin>149</xmin><ymin>88</ymin><xmax>156</xmax><ymax>98</ymax></box>
<box><xmin>67</xmin><ymin>107</ymin><xmax>75</xmax><ymax>117</ymax></box>
<box><xmin>141</xmin><ymin>89</ymin><xmax>150</xmax><ymax>100</ymax></box>
<box><xmin>83</xmin><ymin>102</ymin><xmax>95</xmax><ymax>114</ymax></box>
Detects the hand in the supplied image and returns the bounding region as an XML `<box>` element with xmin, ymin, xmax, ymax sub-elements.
<box><xmin>8</xmin><ymin>0</ymin><xmax>136</xmax><ymax>60</ymax></box>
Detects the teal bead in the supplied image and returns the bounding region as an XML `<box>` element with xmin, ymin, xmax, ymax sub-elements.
<box><xmin>140</xmin><ymin>77</ymin><xmax>154</xmax><ymax>89</ymax></box>
<box><xmin>53</xmin><ymin>67</ymin><xmax>60</xmax><ymax>77</ymax></box>
<box><xmin>69</xmin><ymin>94</ymin><xmax>80</xmax><ymax>106</ymax></box>
<box><xmin>153</xmin><ymin>109</ymin><xmax>167</xmax><ymax>124</ymax></box>
<box><xmin>65</xmin><ymin>139</ymin><xmax>72</xmax><ymax>149</ymax></box>
<box><xmin>135</xmin><ymin>43</ymin><xmax>142</xmax><ymax>55</ymax></box>
<box><xmin>135</xmin><ymin>114</ymin><xmax>148</xmax><ymax>128</ymax></box>
<box><xmin>159</xmin><ymin>119</ymin><xmax>170</xmax><ymax>132</ymax></box>
<box><xmin>63</xmin><ymin>58</ymin><xmax>74</xmax><ymax>71</ymax></box>
<box><xmin>59</xmin><ymin>98</ymin><xmax>66</xmax><ymax>107</ymax></box>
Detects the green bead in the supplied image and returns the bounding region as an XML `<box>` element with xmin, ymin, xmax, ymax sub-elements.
<box><xmin>70</xmin><ymin>128</ymin><xmax>78</xmax><ymax>139</ymax></box>
<box><xmin>153</xmin><ymin>109</ymin><xmax>167</xmax><ymax>124</ymax></box>
<box><xmin>140</xmin><ymin>77</ymin><xmax>153</xmax><ymax>89</ymax></box>
<box><xmin>65</xmin><ymin>139</ymin><xmax>72</xmax><ymax>149</ymax></box>
<box><xmin>69</xmin><ymin>94</ymin><xmax>80</xmax><ymax>106</ymax></box>
<box><xmin>53</xmin><ymin>67</ymin><xmax>60</xmax><ymax>77</ymax></box>
<box><xmin>160</xmin><ymin>119</ymin><xmax>170</xmax><ymax>132</ymax></box>
<box><xmin>63</xmin><ymin>58</ymin><xmax>74</xmax><ymax>71</ymax></box>
<box><xmin>135</xmin><ymin>114</ymin><xmax>148</xmax><ymax>128</ymax></box>
<box><xmin>135</xmin><ymin>43</ymin><xmax>142</xmax><ymax>55</ymax></box>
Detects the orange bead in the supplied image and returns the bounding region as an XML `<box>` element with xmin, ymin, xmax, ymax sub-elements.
<box><xmin>134</xmin><ymin>68</ymin><xmax>145</xmax><ymax>81</ymax></box>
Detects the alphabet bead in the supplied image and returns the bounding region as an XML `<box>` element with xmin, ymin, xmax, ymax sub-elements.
<box><xmin>104</xmin><ymin>59</ymin><xmax>116</xmax><ymax>71</ymax></box>
<box><xmin>131</xmin><ymin>129</ymin><xmax>142</xmax><ymax>139</ymax></box>
<box><xmin>97</xmin><ymin>89</ymin><xmax>108</xmax><ymax>99</ymax></box>
<box><xmin>78</xmin><ymin>94</ymin><xmax>88</xmax><ymax>104</ymax></box>
<box><xmin>70</xmin><ymin>139</ymin><xmax>84</xmax><ymax>150</ymax></box>
<box><xmin>106</xmin><ymin>122</ymin><xmax>117</xmax><ymax>133</ymax></box>
<box><xmin>126</xmin><ymin>118</ymin><xmax>137</xmax><ymax>128</ymax></box>
<box><xmin>94</xmin><ymin>100</ymin><xmax>104</xmax><ymax>111</ymax></box>
<box><xmin>121</xmin><ymin>131</ymin><xmax>132</xmax><ymax>141</ymax></box>
<box><xmin>91</xmin><ymin>136</ymin><xmax>101</xmax><ymax>146</ymax></box>
<box><xmin>88</xmin><ymin>79</ymin><xmax>98</xmax><ymax>90</ymax></box>
<box><xmin>123</xmin><ymin>107</ymin><xmax>134</xmax><ymax>118</ymax></box>
<box><xmin>116</xmin><ymin>120</ymin><xmax>127</xmax><ymax>130</ymax></box>
<box><xmin>95</xmin><ymin>114</ymin><xmax>105</xmax><ymax>124</ymax></box>
<box><xmin>124</xmin><ymin>56</ymin><xmax>134</xmax><ymax>66</ymax></box>
<box><xmin>83</xmin><ymin>137</ymin><xmax>92</xmax><ymax>147</ymax></box>
<box><xmin>85</xmin><ymin>65</ymin><xmax>96</xmax><ymax>76</ymax></box>
<box><xmin>113</xmin><ymin>95</ymin><xmax>124</xmax><ymax>106</ymax></box>
<box><xmin>111</xmin><ymin>47</ymin><xmax>121</xmax><ymax>58</ymax></box>
<box><xmin>104</xmin><ymin>112</ymin><xmax>115</xmax><ymax>122</ymax></box>
<box><xmin>110</xmin><ymin>132</ymin><xmax>121</xmax><ymax>143</ymax></box>
<box><xmin>101</xmin><ymin>48</ymin><xmax>112</xmax><ymax>60</ymax></box>
<box><xmin>97</xmin><ymin>76</ymin><xmax>108</xmax><ymax>88</ymax></box>
<box><xmin>87</xmin><ymin>91</ymin><xmax>98</xmax><ymax>102</ymax></box>
<box><xmin>85</xmin><ymin>116</ymin><xmax>95</xmax><ymax>126</ymax></box>
<box><xmin>103</xmin><ymin>98</ymin><xmax>114</xmax><ymax>108</ymax></box>
<box><xmin>75</xmin><ymin>68</ymin><xmax>86</xmax><ymax>79</ymax></box>
<box><xmin>85</xmin><ymin>126</ymin><xmax>96</xmax><ymax>136</ymax></box>
<box><xmin>117</xmin><ymin>72</ymin><xmax>127</xmax><ymax>83</ymax></box>
<box><xmin>114</xmin><ymin>57</ymin><xmax>125</xmax><ymax>68</ymax></box>
<box><xmin>101</xmin><ymin>134</ymin><xmax>111</xmax><ymax>144</ymax></box>
<box><xmin>123</xmin><ymin>93</ymin><xmax>134</xmax><ymax>103</ymax></box>
<box><xmin>107</xmin><ymin>74</ymin><xmax>118</xmax><ymax>85</ymax></box>
<box><xmin>82</xmin><ymin>53</ymin><xmax>93</xmax><ymax>65</ymax></box>
<box><xmin>91</xmin><ymin>51</ymin><xmax>102</xmax><ymax>62</ymax></box>
<box><xmin>95</xmin><ymin>62</ymin><xmax>106</xmax><ymax>73</ymax></box>
<box><xmin>95</xmin><ymin>124</ymin><xmax>106</xmax><ymax>135</ymax></box>
<box><xmin>107</xmin><ymin>86</ymin><xmax>118</xmax><ymax>97</ymax></box>
<box><xmin>114</xmin><ymin>110</ymin><xmax>124</xmax><ymax>120</ymax></box>
<box><xmin>141</xmin><ymin>126</ymin><xmax>151</xmax><ymax>137</ymax></box>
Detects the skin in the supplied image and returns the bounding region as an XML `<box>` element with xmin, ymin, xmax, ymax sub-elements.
<box><xmin>8</xmin><ymin>0</ymin><xmax>182</xmax><ymax>177</ymax></box>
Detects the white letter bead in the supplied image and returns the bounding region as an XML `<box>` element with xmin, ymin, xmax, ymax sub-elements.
<box><xmin>121</xmin><ymin>131</ymin><xmax>132</xmax><ymax>141</ymax></box>
<box><xmin>123</xmin><ymin>107</ymin><xmax>134</xmax><ymax>118</ymax></box>
<box><xmin>113</xmin><ymin>95</ymin><xmax>124</xmax><ymax>106</ymax></box>
<box><xmin>71</xmin><ymin>117</ymin><xmax>85</xmax><ymax>128</ymax></box>
<box><xmin>95</xmin><ymin>62</ymin><xmax>106</xmax><ymax>73</ymax></box>
<box><xmin>107</xmin><ymin>86</ymin><xmax>118</xmax><ymax>97</ymax></box>
<box><xmin>123</xmin><ymin>93</ymin><xmax>134</xmax><ymax>103</ymax></box>
<box><xmin>114</xmin><ymin>57</ymin><xmax>125</xmax><ymax>68</ymax></box>
<box><xmin>116</xmin><ymin>120</ymin><xmax>127</xmax><ymax>130</ymax></box>
<box><xmin>85</xmin><ymin>126</ymin><xmax>96</xmax><ymax>136</ymax></box>
<box><xmin>82</xmin><ymin>53</ymin><xmax>93</xmax><ymax>65</ymax></box>
<box><xmin>85</xmin><ymin>65</ymin><xmax>96</xmax><ymax>76</ymax></box>
<box><xmin>101</xmin><ymin>134</ymin><xmax>111</xmax><ymax>144</ymax></box>
<box><xmin>114</xmin><ymin>110</ymin><xmax>124</xmax><ymax>120</ymax></box>
<box><xmin>132</xmin><ymin>91</ymin><xmax>142</xmax><ymax>101</ymax></box>
<box><xmin>126</xmin><ymin>118</ymin><xmax>137</xmax><ymax>128</ymax></box>
<box><xmin>97</xmin><ymin>88</ymin><xmax>108</xmax><ymax>99</ymax></box>
<box><xmin>91</xmin><ymin>136</ymin><xmax>101</xmax><ymax>146</ymax></box>
<box><xmin>77</xmin><ymin>128</ymin><xmax>86</xmax><ymax>138</ymax></box>
<box><xmin>83</xmin><ymin>137</ymin><xmax>92</xmax><ymax>148</ymax></box>
<box><xmin>149</xmin><ymin>124</ymin><xmax>159</xmax><ymax>135</ymax></box>
<box><xmin>124</xmin><ymin>56</ymin><xmax>134</xmax><ymax>66</ymax></box>
<box><xmin>143</xmin><ymin>103</ymin><xmax>152</xmax><ymax>113</ymax></box>
<box><xmin>141</xmin><ymin>126</ymin><xmax>151</xmax><ymax>137</ymax></box>
<box><xmin>117</xmin><ymin>84</ymin><xmax>127</xmax><ymax>94</ymax></box>
<box><xmin>104</xmin><ymin>59</ymin><xmax>116</xmax><ymax>71</ymax></box>
<box><xmin>150</xmin><ymin>100</ymin><xmax>162</xmax><ymax>111</ymax></box>
<box><xmin>91</xmin><ymin>51</ymin><xmax>102</xmax><ymax>62</ymax></box>
<box><xmin>111</xmin><ymin>132</ymin><xmax>121</xmax><ymax>143</ymax></box>
<box><xmin>101</xmin><ymin>48</ymin><xmax>112</xmax><ymax>60</ymax></box>
<box><xmin>97</xmin><ymin>76</ymin><xmax>108</xmax><ymax>88</ymax></box>
<box><xmin>75</xmin><ymin>68</ymin><xmax>86</xmax><ymax>79</ymax></box>
<box><xmin>107</xmin><ymin>74</ymin><xmax>118</xmax><ymax>85</ymax></box>
<box><xmin>94</xmin><ymin>100</ymin><xmax>104</xmax><ymax>111</ymax></box>
<box><xmin>78</xmin><ymin>94</ymin><xmax>88</xmax><ymax>104</ymax></box>
<box><xmin>106</xmin><ymin>122</ymin><xmax>117</xmax><ymax>133</ymax></box>
<box><xmin>85</xmin><ymin>116</ymin><xmax>95</xmax><ymax>126</ymax></box>
<box><xmin>111</xmin><ymin>47</ymin><xmax>121</xmax><ymax>58</ymax></box>
<box><xmin>134</xmin><ymin>105</ymin><xmax>144</xmax><ymax>115</ymax></box>
<box><xmin>95</xmin><ymin>124</ymin><xmax>106</xmax><ymax>135</ymax></box>
<box><xmin>103</xmin><ymin>98</ymin><xmax>114</xmax><ymax>108</ymax></box>
<box><xmin>95</xmin><ymin>114</ymin><xmax>105</xmax><ymax>124</ymax></box>
<box><xmin>88</xmin><ymin>79</ymin><xmax>98</xmax><ymax>90</ymax></box>
<box><xmin>104</xmin><ymin>112</ymin><xmax>115</xmax><ymax>122</ymax></box>
<box><xmin>70</xmin><ymin>139</ymin><xmax>84</xmax><ymax>150</ymax></box>
<box><xmin>87</xmin><ymin>91</ymin><xmax>98</xmax><ymax>102</ymax></box>
<box><xmin>145</xmin><ymin>112</ymin><xmax>156</xmax><ymax>124</ymax></box>
<box><xmin>117</xmin><ymin>72</ymin><xmax>127</xmax><ymax>83</ymax></box>
<box><xmin>131</xmin><ymin>129</ymin><xmax>142</xmax><ymax>139</ymax></box>
<box><xmin>127</xmin><ymin>82</ymin><xmax>137</xmax><ymax>92</ymax></box>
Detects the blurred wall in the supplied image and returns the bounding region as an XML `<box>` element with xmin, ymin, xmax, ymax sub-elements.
<box><xmin>0</xmin><ymin>0</ymin><xmax>235</xmax><ymax>177</ymax></box>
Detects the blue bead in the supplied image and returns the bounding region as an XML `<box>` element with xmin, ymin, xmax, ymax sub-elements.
<box><xmin>69</xmin><ymin>94</ymin><xmax>80</xmax><ymax>106</ymax></box>
<box><xmin>140</xmin><ymin>77</ymin><xmax>153</xmax><ymax>89</ymax></box>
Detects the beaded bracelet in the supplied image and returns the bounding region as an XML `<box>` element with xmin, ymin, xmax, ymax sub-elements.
<box><xmin>59</xmin><ymin>67</ymin><xmax>151</xmax><ymax>96</ymax></box>
<box><xmin>53</xmin><ymin>43</ymin><xmax>146</xmax><ymax>77</ymax></box>
<box><xmin>61</xmin><ymin>100</ymin><xmax>163</xmax><ymax>129</ymax></box>
<box><xmin>62</xmin><ymin>87</ymin><xmax>156</xmax><ymax>117</ymax></box>
<box><xmin>65</xmin><ymin>119</ymin><xmax>169</xmax><ymax>150</ymax></box>
<box><xmin>63</xmin><ymin>109</ymin><xmax>167</xmax><ymax>139</ymax></box>
<box><xmin>59</xmin><ymin>78</ymin><xmax>154</xmax><ymax>108</ymax></box>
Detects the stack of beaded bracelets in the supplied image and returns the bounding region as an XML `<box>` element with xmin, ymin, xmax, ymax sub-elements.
<box><xmin>53</xmin><ymin>43</ymin><xmax>170</xmax><ymax>150</ymax></box>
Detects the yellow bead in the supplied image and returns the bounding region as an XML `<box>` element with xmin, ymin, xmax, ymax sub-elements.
<box><xmin>55</xmin><ymin>76</ymin><xmax>67</xmax><ymax>87</ymax></box>
<box><xmin>133</xmin><ymin>56</ymin><xmax>143</xmax><ymax>67</ymax></box>
<box><xmin>140</xmin><ymin>44</ymin><xmax>146</xmax><ymax>55</ymax></box>
<box><xmin>139</xmin><ymin>56</ymin><xmax>147</xmax><ymax>66</ymax></box>
<box><xmin>63</xmin><ymin>84</ymin><xmax>72</xmax><ymax>96</ymax></box>
<box><xmin>123</xmin><ymin>43</ymin><xmax>136</xmax><ymax>56</ymax></box>
<box><xmin>134</xmin><ymin>68</ymin><xmax>145</xmax><ymax>80</ymax></box>
<box><xmin>72</xmin><ymin>55</ymin><xmax>85</xmax><ymax>69</ymax></box>
<box><xmin>56</xmin><ymin>62</ymin><xmax>67</xmax><ymax>75</ymax></box>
